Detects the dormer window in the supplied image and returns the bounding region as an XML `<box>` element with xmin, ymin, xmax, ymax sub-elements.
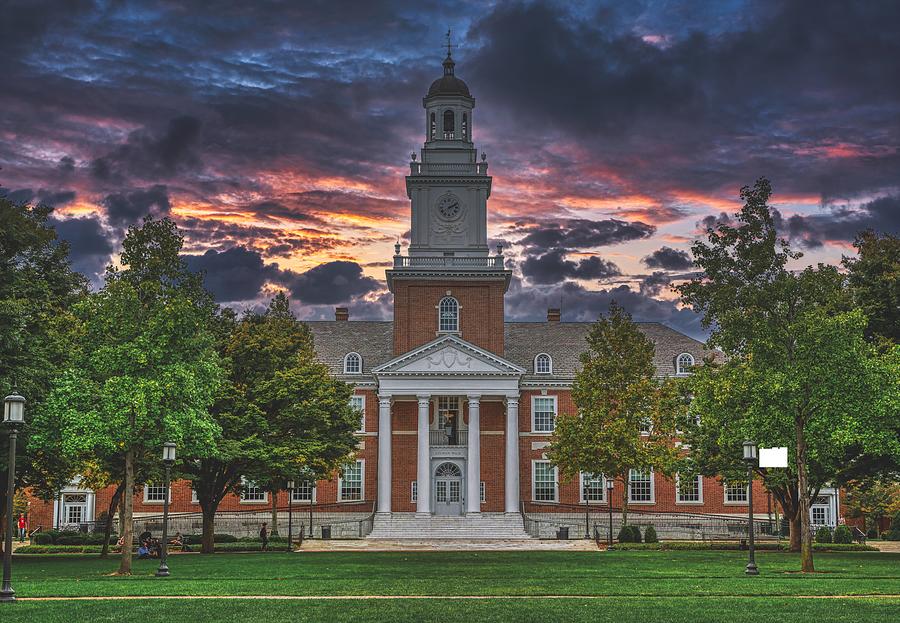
<box><xmin>344</xmin><ymin>352</ymin><xmax>362</xmax><ymax>374</ymax></box>
<box><xmin>442</xmin><ymin>109</ymin><xmax>455</xmax><ymax>139</ymax></box>
<box><xmin>438</xmin><ymin>296</ymin><xmax>459</xmax><ymax>332</ymax></box>
<box><xmin>535</xmin><ymin>353</ymin><xmax>552</xmax><ymax>374</ymax></box>
<box><xmin>676</xmin><ymin>353</ymin><xmax>695</xmax><ymax>376</ymax></box>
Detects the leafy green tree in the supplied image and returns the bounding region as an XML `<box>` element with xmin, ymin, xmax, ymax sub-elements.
<box><xmin>677</xmin><ymin>178</ymin><xmax>900</xmax><ymax>572</ymax></box>
<box><xmin>844</xmin><ymin>479</ymin><xmax>900</xmax><ymax>534</ymax></box>
<box><xmin>30</xmin><ymin>217</ymin><xmax>222</xmax><ymax>574</ymax></box>
<box><xmin>843</xmin><ymin>230</ymin><xmax>899</xmax><ymax>345</ymax></box>
<box><xmin>183</xmin><ymin>293</ymin><xmax>359</xmax><ymax>552</ymax></box>
<box><xmin>547</xmin><ymin>302</ymin><xmax>682</xmax><ymax>525</ymax></box>
<box><xmin>0</xmin><ymin>197</ymin><xmax>86</xmax><ymax>550</ymax></box>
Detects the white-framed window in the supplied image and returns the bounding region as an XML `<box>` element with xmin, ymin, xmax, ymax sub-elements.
<box><xmin>724</xmin><ymin>480</ymin><xmax>749</xmax><ymax>504</ymax></box>
<box><xmin>143</xmin><ymin>484</ymin><xmax>169</xmax><ymax>503</ymax></box>
<box><xmin>411</xmin><ymin>481</ymin><xmax>418</xmax><ymax>503</ymax></box>
<box><xmin>240</xmin><ymin>479</ymin><xmax>267</xmax><ymax>503</ymax></box>
<box><xmin>534</xmin><ymin>353</ymin><xmax>552</xmax><ymax>374</ymax></box>
<box><xmin>676</xmin><ymin>353</ymin><xmax>695</xmax><ymax>375</ymax></box>
<box><xmin>579</xmin><ymin>472</ymin><xmax>605</xmax><ymax>503</ymax></box>
<box><xmin>437</xmin><ymin>396</ymin><xmax>460</xmax><ymax>429</ymax></box>
<box><xmin>480</xmin><ymin>481</ymin><xmax>486</xmax><ymax>503</ymax></box>
<box><xmin>532</xmin><ymin>395</ymin><xmax>557</xmax><ymax>433</ymax></box>
<box><xmin>532</xmin><ymin>460</ymin><xmax>558</xmax><ymax>502</ymax></box>
<box><xmin>438</xmin><ymin>296</ymin><xmax>459</xmax><ymax>332</ymax></box>
<box><xmin>343</xmin><ymin>352</ymin><xmax>362</xmax><ymax>374</ymax></box>
<box><xmin>676</xmin><ymin>474</ymin><xmax>703</xmax><ymax>504</ymax></box>
<box><xmin>350</xmin><ymin>395</ymin><xmax>365</xmax><ymax>432</ymax></box>
<box><xmin>338</xmin><ymin>460</ymin><xmax>364</xmax><ymax>502</ymax></box>
<box><xmin>190</xmin><ymin>487</ymin><xmax>199</xmax><ymax>504</ymax></box>
<box><xmin>639</xmin><ymin>416</ymin><xmax>652</xmax><ymax>435</ymax></box>
<box><xmin>291</xmin><ymin>481</ymin><xmax>315</xmax><ymax>503</ymax></box>
<box><xmin>628</xmin><ymin>469</ymin><xmax>654</xmax><ymax>504</ymax></box>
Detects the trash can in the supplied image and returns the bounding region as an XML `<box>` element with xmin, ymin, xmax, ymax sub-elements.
<box><xmin>321</xmin><ymin>525</ymin><xmax>332</xmax><ymax>540</ymax></box>
<box><xmin>557</xmin><ymin>526</ymin><xmax>569</xmax><ymax>540</ymax></box>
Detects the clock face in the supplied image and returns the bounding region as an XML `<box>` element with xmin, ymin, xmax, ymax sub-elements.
<box><xmin>437</xmin><ymin>194</ymin><xmax>462</xmax><ymax>220</ymax></box>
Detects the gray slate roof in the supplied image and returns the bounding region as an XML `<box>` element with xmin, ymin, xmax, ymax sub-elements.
<box><xmin>306</xmin><ymin>320</ymin><xmax>709</xmax><ymax>383</ymax></box>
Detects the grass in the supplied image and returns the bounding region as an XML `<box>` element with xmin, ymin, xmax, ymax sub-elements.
<box><xmin>3</xmin><ymin>550</ymin><xmax>898</xmax><ymax>622</ymax></box>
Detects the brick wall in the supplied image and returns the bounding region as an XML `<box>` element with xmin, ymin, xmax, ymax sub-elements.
<box><xmin>392</xmin><ymin>279</ymin><xmax>505</xmax><ymax>355</ymax></box>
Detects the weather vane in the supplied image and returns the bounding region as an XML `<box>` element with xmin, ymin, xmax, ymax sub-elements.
<box><xmin>446</xmin><ymin>28</ymin><xmax>453</xmax><ymax>57</ymax></box>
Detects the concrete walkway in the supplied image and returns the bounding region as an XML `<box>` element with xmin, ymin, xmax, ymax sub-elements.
<box><xmin>871</xmin><ymin>540</ymin><xmax>900</xmax><ymax>553</ymax></box>
<box><xmin>298</xmin><ymin>539</ymin><xmax>600</xmax><ymax>552</ymax></box>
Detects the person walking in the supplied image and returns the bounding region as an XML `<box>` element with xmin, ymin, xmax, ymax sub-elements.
<box><xmin>17</xmin><ymin>514</ymin><xmax>27</xmax><ymax>542</ymax></box>
<box><xmin>260</xmin><ymin>522</ymin><xmax>269</xmax><ymax>551</ymax></box>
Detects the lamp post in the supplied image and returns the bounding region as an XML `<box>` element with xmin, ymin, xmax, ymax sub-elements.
<box><xmin>606</xmin><ymin>478</ymin><xmax>615</xmax><ymax>546</ymax></box>
<box><xmin>287</xmin><ymin>480</ymin><xmax>294</xmax><ymax>551</ymax></box>
<box><xmin>743</xmin><ymin>440</ymin><xmax>759</xmax><ymax>576</ymax></box>
<box><xmin>1</xmin><ymin>389</ymin><xmax>25</xmax><ymax>603</ymax></box>
<box><xmin>156</xmin><ymin>442</ymin><xmax>176</xmax><ymax>578</ymax></box>
<box><xmin>584</xmin><ymin>483</ymin><xmax>590</xmax><ymax>539</ymax></box>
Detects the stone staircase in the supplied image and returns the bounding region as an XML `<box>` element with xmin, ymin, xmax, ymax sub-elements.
<box><xmin>367</xmin><ymin>512</ymin><xmax>534</xmax><ymax>540</ymax></box>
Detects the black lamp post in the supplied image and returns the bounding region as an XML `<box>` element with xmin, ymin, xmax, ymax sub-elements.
<box><xmin>583</xmin><ymin>482</ymin><xmax>590</xmax><ymax>539</ymax></box>
<box><xmin>743</xmin><ymin>440</ymin><xmax>759</xmax><ymax>576</ymax></box>
<box><xmin>156</xmin><ymin>442</ymin><xmax>176</xmax><ymax>578</ymax></box>
<box><xmin>606</xmin><ymin>478</ymin><xmax>615</xmax><ymax>546</ymax></box>
<box><xmin>1</xmin><ymin>390</ymin><xmax>25</xmax><ymax>603</ymax></box>
<box><xmin>287</xmin><ymin>480</ymin><xmax>294</xmax><ymax>551</ymax></box>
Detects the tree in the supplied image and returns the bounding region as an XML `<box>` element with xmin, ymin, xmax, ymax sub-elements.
<box><xmin>30</xmin><ymin>217</ymin><xmax>222</xmax><ymax>574</ymax></box>
<box><xmin>183</xmin><ymin>293</ymin><xmax>359</xmax><ymax>553</ymax></box>
<box><xmin>0</xmin><ymin>197</ymin><xmax>86</xmax><ymax>551</ymax></box>
<box><xmin>843</xmin><ymin>230</ymin><xmax>899</xmax><ymax>346</ymax></box>
<box><xmin>547</xmin><ymin>302</ymin><xmax>682</xmax><ymax>525</ymax></box>
<box><xmin>677</xmin><ymin>178</ymin><xmax>900</xmax><ymax>572</ymax></box>
<box><xmin>844</xmin><ymin>479</ymin><xmax>900</xmax><ymax>534</ymax></box>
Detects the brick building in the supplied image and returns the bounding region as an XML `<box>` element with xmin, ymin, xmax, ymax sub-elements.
<box><xmin>29</xmin><ymin>52</ymin><xmax>840</xmax><ymax>539</ymax></box>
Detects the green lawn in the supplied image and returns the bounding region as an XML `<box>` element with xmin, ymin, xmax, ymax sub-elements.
<box><xmin>2</xmin><ymin>550</ymin><xmax>898</xmax><ymax>622</ymax></box>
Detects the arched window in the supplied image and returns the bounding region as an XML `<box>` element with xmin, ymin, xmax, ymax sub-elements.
<box><xmin>435</xmin><ymin>462</ymin><xmax>462</xmax><ymax>478</ymax></box>
<box><xmin>430</xmin><ymin>112</ymin><xmax>436</xmax><ymax>139</ymax></box>
<box><xmin>676</xmin><ymin>353</ymin><xmax>694</xmax><ymax>375</ymax></box>
<box><xmin>343</xmin><ymin>352</ymin><xmax>362</xmax><ymax>374</ymax></box>
<box><xmin>535</xmin><ymin>353</ymin><xmax>552</xmax><ymax>374</ymax></box>
<box><xmin>438</xmin><ymin>296</ymin><xmax>459</xmax><ymax>332</ymax></box>
<box><xmin>443</xmin><ymin>109</ymin><xmax>455</xmax><ymax>139</ymax></box>
<box><xmin>462</xmin><ymin>113</ymin><xmax>468</xmax><ymax>140</ymax></box>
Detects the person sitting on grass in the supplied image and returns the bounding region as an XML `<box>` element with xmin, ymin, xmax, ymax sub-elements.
<box><xmin>137</xmin><ymin>542</ymin><xmax>150</xmax><ymax>559</ymax></box>
<box><xmin>260</xmin><ymin>522</ymin><xmax>269</xmax><ymax>551</ymax></box>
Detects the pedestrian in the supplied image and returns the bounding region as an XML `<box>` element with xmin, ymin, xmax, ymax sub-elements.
<box><xmin>17</xmin><ymin>514</ymin><xmax>27</xmax><ymax>542</ymax></box>
<box><xmin>260</xmin><ymin>522</ymin><xmax>268</xmax><ymax>551</ymax></box>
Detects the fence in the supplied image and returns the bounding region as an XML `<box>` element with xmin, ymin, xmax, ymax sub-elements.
<box><xmin>520</xmin><ymin>501</ymin><xmax>781</xmax><ymax>541</ymax></box>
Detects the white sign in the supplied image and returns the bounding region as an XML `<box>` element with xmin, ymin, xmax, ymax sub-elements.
<box><xmin>759</xmin><ymin>447</ymin><xmax>788</xmax><ymax>468</ymax></box>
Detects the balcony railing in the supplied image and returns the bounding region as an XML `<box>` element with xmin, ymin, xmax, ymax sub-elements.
<box><xmin>393</xmin><ymin>255</ymin><xmax>504</xmax><ymax>269</ymax></box>
<box><xmin>409</xmin><ymin>161</ymin><xmax>489</xmax><ymax>176</ymax></box>
<box><xmin>429</xmin><ymin>429</ymin><xmax>467</xmax><ymax>446</ymax></box>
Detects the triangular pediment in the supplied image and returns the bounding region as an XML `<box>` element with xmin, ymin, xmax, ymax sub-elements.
<box><xmin>373</xmin><ymin>335</ymin><xmax>524</xmax><ymax>376</ymax></box>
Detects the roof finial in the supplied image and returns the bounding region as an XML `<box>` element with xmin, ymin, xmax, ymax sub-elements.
<box><xmin>446</xmin><ymin>28</ymin><xmax>453</xmax><ymax>58</ymax></box>
<box><xmin>442</xmin><ymin>28</ymin><xmax>456</xmax><ymax>76</ymax></box>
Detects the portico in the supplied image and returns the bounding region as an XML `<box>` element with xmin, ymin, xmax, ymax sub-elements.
<box><xmin>372</xmin><ymin>334</ymin><xmax>524</xmax><ymax>517</ymax></box>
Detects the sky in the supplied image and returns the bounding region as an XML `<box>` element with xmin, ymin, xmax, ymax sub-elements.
<box><xmin>2</xmin><ymin>0</ymin><xmax>899</xmax><ymax>339</ymax></box>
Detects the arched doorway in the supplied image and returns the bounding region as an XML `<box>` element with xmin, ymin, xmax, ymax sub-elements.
<box><xmin>433</xmin><ymin>461</ymin><xmax>464</xmax><ymax>516</ymax></box>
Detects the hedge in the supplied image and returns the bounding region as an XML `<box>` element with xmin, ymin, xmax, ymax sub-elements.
<box><xmin>17</xmin><ymin>540</ymin><xmax>293</xmax><ymax>555</ymax></box>
<box><xmin>31</xmin><ymin>531</ymin><xmax>117</xmax><ymax>546</ymax></box>
<box><xmin>644</xmin><ymin>526</ymin><xmax>659</xmax><ymax>543</ymax></box>
<box><xmin>815</xmin><ymin>527</ymin><xmax>833</xmax><ymax>543</ymax></box>
<box><xmin>833</xmin><ymin>525</ymin><xmax>853</xmax><ymax>544</ymax></box>
<box><xmin>609</xmin><ymin>541</ymin><xmax>876</xmax><ymax>552</ymax></box>
<box><xmin>183</xmin><ymin>533</ymin><xmax>239</xmax><ymax>545</ymax></box>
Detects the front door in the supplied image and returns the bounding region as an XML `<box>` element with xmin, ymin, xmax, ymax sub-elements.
<box><xmin>433</xmin><ymin>462</ymin><xmax>464</xmax><ymax>516</ymax></box>
<box><xmin>63</xmin><ymin>494</ymin><xmax>88</xmax><ymax>527</ymax></box>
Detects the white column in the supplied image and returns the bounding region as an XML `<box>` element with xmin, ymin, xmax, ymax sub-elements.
<box><xmin>466</xmin><ymin>394</ymin><xmax>481</xmax><ymax>514</ymax></box>
<box><xmin>416</xmin><ymin>394</ymin><xmax>431</xmax><ymax>515</ymax></box>
<box><xmin>376</xmin><ymin>394</ymin><xmax>392</xmax><ymax>514</ymax></box>
<box><xmin>505</xmin><ymin>395</ymin><xmax>520</xmax><ymax>514</ymax></box>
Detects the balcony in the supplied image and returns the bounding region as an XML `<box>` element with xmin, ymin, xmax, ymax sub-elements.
<box><xmin>430</xmin><ymin>429</ymin><xmax>467</xmax><ymax>447</ymax></box>
<box><xmin>408</xmin><ymin>161</ymin><xmax>489</xmax><ymax>176</ymax></box>
<box><xmin>392</xmin><ymin>255</ymin><xmax>504</xmax><ymax>269</ymax></box>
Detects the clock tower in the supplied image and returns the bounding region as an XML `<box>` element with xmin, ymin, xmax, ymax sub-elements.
<box><xmin>387</xmin><ymin>51</ymin><xmax>510</xmax><ymax>356</ymax></box>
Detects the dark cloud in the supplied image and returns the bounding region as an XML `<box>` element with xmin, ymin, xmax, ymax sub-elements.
<box><xmin>102</xmin><ymin>185</ymin><xmax>171</xmax><ymax>228</ymax></box>
<box><xmin>183</xmin><ymin>246</ymin><xmax>278</xmax><ymax>303</ymax></box>
<box><xmin>50</xmin><ymin>215</ymin><xmax>114</xmax><ymax>287</ymax></box>
<box><xmin>642</xmin><ymin>246</ymin><xmax>694</xmax><ymax>271</ymax></box>
<box><xmin>521</xmin><ymin>249</ymin><xmax>620</xmax><ymax>284</ymax></box>
<box><xmin>57</xmin><ymin>156</ymin><xmax>75</xmax><ymax>172</ymax></box>
<box><xmin>91</xmin><ymin>116</ymin><xmax>202</xmax><ymax>182</ymax></box>
<box><xmin>775</xmin><ymin>196</ymin><xmax>900</xmax><ymax>248</ymax></box>
<box><xmin>516</xmin><ymin>218</ymin><xmax>656</xmax><ymax>253</ymax></box>
<box><xmin>3</xmin><ymin>188</ymin><xmax>76</xmax><ymax>207</ymax></box>
<box><xmin>280</xmin><ymin>261</ymin><xmax>382</xmax><ymax>305</ymax></box>
<box><xmin>639</xmin><ymin>271</ymin><xmax>672</xmax><ymax>297</ymax></box>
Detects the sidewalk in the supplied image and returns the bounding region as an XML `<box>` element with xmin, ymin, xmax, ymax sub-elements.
<box><xmin>298</xmin><ymin>539</ymin><xmax>601</xmax><ymax>552</ymax></box>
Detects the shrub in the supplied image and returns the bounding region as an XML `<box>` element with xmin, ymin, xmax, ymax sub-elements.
<box><xmin>32</xmin><ymin>532</ymin><xmax>52</xmax><ymax>545</ymax></box>
<box><xmin>184</xmin><ymin>533</ymin><xmax>239</xmax><ymax>545</ymax></box>
<box><xmin>815</xmin><ymin>527</ymin><xmax>833</xmax><ymax>543</ymax></box>
<box><xmin>617</xmin><ymin>525</ymin><xmax>633</xmax><ymax>543</ymax></box>
<box><xmin>57</xmin><ymin>534</ymin><xmax>87</xmax><ymax>545</ymax></box>
<box><xmin>885</xmin><ymin>529</ymin><xmax>900</xmax><ymax>541</ymax></box>
<box><xmin>644</xmin><ymin>526</ymin><xmax>658</xmax><ymax>543</ymax></box>
<box><xmin>44</xmin><ymin>529</ymin><xmax>64</xmax><ymax>544</ymax></box>
<box><xmin>866</xmin><ymin>526</ymin><xmax>879</xmax><ymax>539</ymax></box>
<box><xmin>833</xmin><ymin>525</ymin><xmax>852</xmax><ymax>544</ymax></box>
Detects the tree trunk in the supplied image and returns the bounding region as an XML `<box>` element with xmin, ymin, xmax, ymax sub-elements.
<box><xmin>100</xmin><ymin>483</ymin><xmax>124</xmax><ymax>558</ymax></box>
<box><xmin>270</xmin><ymin>489</ymin><xmax>279</xmax><ymax>536</ymax></box>
<box><xmin>118</xmin><ymin>449</ymin><xmax>134</xmax><ymax>575</ymax></box>
<box><xmin>796</xmin><ymin>419</ymin><xmax>814</xmax><ymax>572</ymax></box>
<box><xmin>789</xmin><ymin>513</ymin><xmax>802</xmax><ymax>551</ymax></box>
<box><xmin>620</xmin><ymin>475</ymin><xmax>629</xmax><ymax>527</ymax></box>
<box><xmin>200</xmin><ymin>504</ymin><xmax>217</xmax><ymax>554</ymax></box>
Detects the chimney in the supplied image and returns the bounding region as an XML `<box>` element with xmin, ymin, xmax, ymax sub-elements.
<box><xmin>335</xmin><ymin>307</ymin><xmax>349</xmax><ymax>321</ymax></box>
<box><xmin>547</xmin><ymin>307</ymin><xmax>561</xmax><ymax>322</ymax></box>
